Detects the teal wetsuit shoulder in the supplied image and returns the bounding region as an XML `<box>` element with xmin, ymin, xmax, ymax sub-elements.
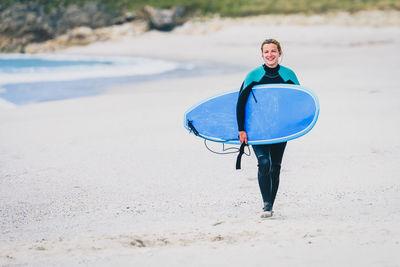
<box><xmin>278</xmin><ymin>65</ymin><xmax>299</xmax><ymax>85</ymax></box>
<box><xmin>243</xmin><ymin>66</ymin><xmax>265</xmax><ymax>89</ymax></box>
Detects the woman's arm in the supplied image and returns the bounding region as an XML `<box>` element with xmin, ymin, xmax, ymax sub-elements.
<box><xmin>236</xmin><ymin>82</ymin><xmax>253</xmax><ymax>143</ymax></box>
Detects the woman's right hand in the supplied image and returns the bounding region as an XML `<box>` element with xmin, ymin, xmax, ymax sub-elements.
<box><xmin>239</xmin><ymin>131</ymin><xmax>248</xmax><ymax>144</ymax></box>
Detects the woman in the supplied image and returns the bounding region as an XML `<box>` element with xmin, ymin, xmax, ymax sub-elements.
<box><xmin>236</xmin><ymin>39</ymin><xmax>299</xmax><ymax>218</ymax></box>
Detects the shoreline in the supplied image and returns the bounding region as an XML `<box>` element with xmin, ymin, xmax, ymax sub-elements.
<box><xmin>0</xmin><ymin>54</ymin><xmax>244</xmax><ymax>106</ymax></box>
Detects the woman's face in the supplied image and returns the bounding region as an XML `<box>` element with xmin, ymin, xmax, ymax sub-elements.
<box><xmin>262</xmin><ymin>43</ymin><xmax>281</xmax><ymax>68</ymax></box>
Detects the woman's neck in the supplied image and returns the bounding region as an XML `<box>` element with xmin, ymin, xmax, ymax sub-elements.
<box><xmin>263</xmin><ymin>64</ymin><xmax>280</xmax><ymax>72</ymax></box>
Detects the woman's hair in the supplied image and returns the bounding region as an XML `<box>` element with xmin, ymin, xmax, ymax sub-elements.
<box><xmin>261</xmin><ymin>39</ymin><xmax>282</xmax><ymax>54</ymax></box>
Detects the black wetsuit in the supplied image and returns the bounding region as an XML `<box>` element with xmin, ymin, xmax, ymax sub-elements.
<box><xmin>236</xmin><ymin>64</ymin><xmax>299</xmax><ymax>211</ymax></box>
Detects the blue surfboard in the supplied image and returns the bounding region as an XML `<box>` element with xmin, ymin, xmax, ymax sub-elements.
<box><xmin>184</xmin><ymin>84</ymin><xmax>319</xmax><ymax>145</ymax></box>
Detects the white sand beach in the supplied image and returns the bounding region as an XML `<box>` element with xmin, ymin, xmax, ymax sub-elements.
<box><xmin>1</xmin><ymin>12</ymin><xmax>400</xmax><ymax>266</ymax></box>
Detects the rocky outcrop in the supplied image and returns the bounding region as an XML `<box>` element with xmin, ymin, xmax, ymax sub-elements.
<box><xmin>0</xmin><ymin>2</ymin><xmax>120</xmax><ymax>52</ymax></box>
<box><xmin>24</xmin><ymin>20</ymin><xmax>149</xmax><ymax>53</ymax></box>
<box><xmin>0</xmin><ymin>3</ymin><xmax>55</xmax><ymax>52</ymax></box>
<box><xmin>142</xmin><ymin>5</ymin><xmax>185</xmax><ymax>31</ymax></box>
<box><xmin>0</xmin><ymin>3</ymin><xmax>181</xmax><ymax>53</ymax></box>
<box><xmin>53</xmin><ymin>3</ymin><xmax>121</xmax><ymax>35</ymax></box>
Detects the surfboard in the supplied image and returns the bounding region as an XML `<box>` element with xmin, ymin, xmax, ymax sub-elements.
<box><xmin>184</xmin><ymin>84</ymin><xmax>319</xmax><ymax>145</ymax></box>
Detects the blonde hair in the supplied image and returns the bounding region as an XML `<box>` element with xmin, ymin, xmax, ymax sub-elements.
<box><xmin>261</xmin><ymin>39</ymin><xmax>282</xmax><ymax>54</ymax></box>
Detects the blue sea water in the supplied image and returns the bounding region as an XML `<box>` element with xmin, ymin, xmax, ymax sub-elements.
<box><xmin>0</xmin><ymin>54</ymin><xmax>198</xmax><ymax>105</ymax></box>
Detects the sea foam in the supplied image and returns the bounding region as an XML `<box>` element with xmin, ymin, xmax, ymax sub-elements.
<box><xmin>0</xmin><ymin>54</ymin><xmax>193</xmax><ymax>86</ymax></box>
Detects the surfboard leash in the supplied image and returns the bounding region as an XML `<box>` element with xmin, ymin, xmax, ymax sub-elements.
<box><xmin>235</xmin><ymin>142</ymin><xmax>249</xmax><ymax>170</ymax></box>
<box><xmin>204</xmin><ymin>139</ymin><xmax>250</xmax><ymax>170</ymax></box>
<box><xmin>203</xmin><ymin>139</ymin><xmax>249</xmax><ymax>155</ymax></box>
<box><xmin>187</xmin><ymin>119</ymin><xmax>251</xmax><ymax>169</ymax></box>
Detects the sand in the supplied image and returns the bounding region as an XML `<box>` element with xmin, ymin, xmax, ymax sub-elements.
<box><xmin>1</xmin><ymin>12</ymin><xmax>400</xmax><ymax>266</ymax></box>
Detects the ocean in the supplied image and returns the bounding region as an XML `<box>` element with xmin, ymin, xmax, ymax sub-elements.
<box><xmin>0</xmin><ymin>54</ymin><xmax>197</xmax><ymax>106</ymax></box>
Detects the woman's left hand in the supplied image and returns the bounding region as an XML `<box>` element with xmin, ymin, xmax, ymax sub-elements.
<box><xmin>239</xmin><ymin>131</ymin><xmax>248</xmax><ymax>144</ymax></box>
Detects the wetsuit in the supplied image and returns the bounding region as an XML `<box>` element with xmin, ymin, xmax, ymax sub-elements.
<box><xmin>236</xmin><ymin>64</ymin><xmax>299</xmax><ymax>211</ymax></box>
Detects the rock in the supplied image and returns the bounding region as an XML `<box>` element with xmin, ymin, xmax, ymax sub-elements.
<box><xmin>69</xmin><ymin>26</ymin><xmax>94</xmax><ymax>39</ymax></box>
<box><xmin>0</xmin><ymin>3</ymin><xmax>186</xmax><ymax>53</ymax></box>
<box><xmin>55</xmin><ymin>3</ymin><xmax>116</xmax><ymax>35</ymax></box>
<box><xmin>143</xmin><ymin>5</ymin><xmax>185</xmax><ymax>31</ymax></box>
<box><xmin>113</xmin><ymin>11</ymin><xmax>137</xmax><ymax>25</ymax></box>
<box><xmin>0</xmin><ymin>3</ymin><xmax>54</xmax><ymax>40</ymax></box>
<box><xmin>0</xmin><ymin>2</ymin><xmax>121</xmax><ymax>52</ymax></box>
<box><xmin>24</xmin><ymin>20</ymin><xmax>149</xmax><ymax>54</ymax></box>
<box><xmin>0</xmin><ymin>3</ymin><xmax>56</xmax><ymax>52</ymax></box>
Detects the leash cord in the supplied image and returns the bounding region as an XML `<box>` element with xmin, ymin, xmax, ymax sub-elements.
<box><xmin>204</xmin><ymin>139</ymin><xmax>251</xmax><ymax>156</ymax></box>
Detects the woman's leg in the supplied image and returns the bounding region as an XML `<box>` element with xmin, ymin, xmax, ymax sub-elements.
<box><xmin>252</xmin><ymin>145</ymin><xmax>272</xmax><ymax>208</ymax></box>
<box><xmin>270</xmin><ymin>142</ymin><xmax>287</xmax><ymax>207</ymax></box>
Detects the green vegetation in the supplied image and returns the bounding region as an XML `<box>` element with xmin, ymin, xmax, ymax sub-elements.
<box><xmin>1</xmin><ymin>0</ymin><xmax>400</xmax><ymax>16</ymax></box>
